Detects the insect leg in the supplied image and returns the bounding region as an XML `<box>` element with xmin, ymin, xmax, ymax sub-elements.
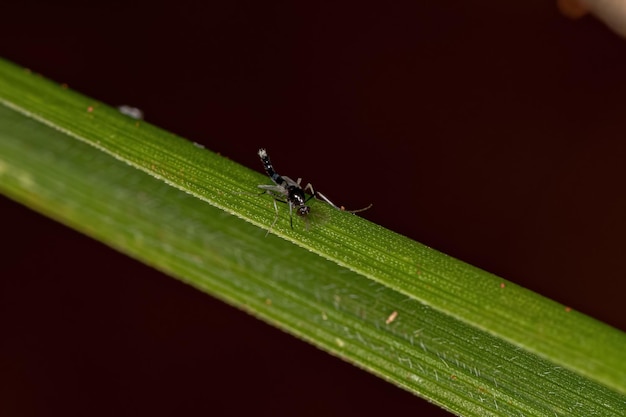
<box><xmin>265</xmin><ymin>199</ymin><xmax>281</xmax><ymax>236</ymax></box>
<box><xmin>304</xmin><ymin>183</ymin><xmax>372</xmax><ymax>213</ymax></box>
<box><xmin>304</xmin><ymin>183</ymin><xmax>341</xmax><ymax>209</ymax></box>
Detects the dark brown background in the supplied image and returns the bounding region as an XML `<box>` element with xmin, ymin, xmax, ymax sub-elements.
<box><xmin>2</xmin><ymin>2</ymin><xmax>626</xmax><ymax>416</ymax></box>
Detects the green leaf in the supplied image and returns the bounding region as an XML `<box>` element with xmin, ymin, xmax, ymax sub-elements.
<box><xmin>1</xmin><ymin>57</ymin><xmax>625</xmax><ymax>416</ymax></box>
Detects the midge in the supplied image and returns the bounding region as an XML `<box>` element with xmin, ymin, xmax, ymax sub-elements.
<box><xmin>257</xmin><ymin>148</ymin><xmax>371</xmax><ymax>231</ymax></box>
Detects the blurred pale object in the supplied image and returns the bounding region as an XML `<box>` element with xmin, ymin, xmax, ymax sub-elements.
<box><xmin>558</xmin><ymin>0</ymin><xmax>626</xmax><ymax>38</ymax></box>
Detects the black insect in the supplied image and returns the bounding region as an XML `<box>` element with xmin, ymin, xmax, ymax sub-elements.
<box><xmin>257</xmin><ymin>148</ymin><xmax>370</xmax><ymax>231</ymax></box>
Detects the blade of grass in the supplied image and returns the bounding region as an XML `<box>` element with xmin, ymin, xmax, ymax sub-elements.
<box><xmin>1</xmin><ymin>57</ymin><xmax>625</xmax><ymax>415</ymax></box>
